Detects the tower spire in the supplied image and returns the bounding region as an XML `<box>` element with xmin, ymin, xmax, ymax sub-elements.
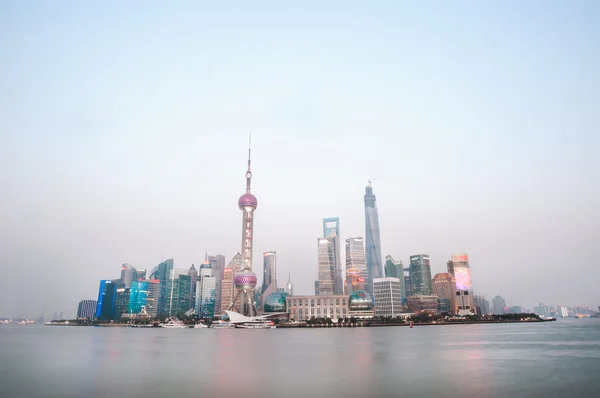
<box><xmin>246</xmin><ymin>132</ymin><xmax>252</xmax><ymax>193</ymax></box>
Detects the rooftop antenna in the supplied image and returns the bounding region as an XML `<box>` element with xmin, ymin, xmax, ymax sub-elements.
<box><xmin>368</xmin><ymin>176</ymin><xmax>379</xmax><ymax>186</ymax></box>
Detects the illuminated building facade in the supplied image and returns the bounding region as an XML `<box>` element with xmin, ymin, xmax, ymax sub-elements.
<box><xmin>432</xmin><ymin>273</ymin><xmax>456</xmax><ymax>314</ymax></box>
<box><xmin>447</xmin><ymin>253</ymin><xmax>475</xmax><ymax>315</ymax></box>
<box><xmin>96</xmin><ymin>280</ymin><xmax>117</xmax><ymax>321</ymax></box>
<box><xmin>345</xmin><ymin>266</ymin><xmax>365</xmax><ymax>295</ymax></box>
<box><xmin>345</xmin><ymin>237</ymin><xmax>367</xmax><ymax>291</ymax></box>
<box><xmin>317</xmin><ymin>237</ymin><xmax>336</xmax><ymax>296</ymax></box>
<box><xmin>129</xmin><ymin>279</ymin><xmax>160</xmax><ymax>318</ymax></box>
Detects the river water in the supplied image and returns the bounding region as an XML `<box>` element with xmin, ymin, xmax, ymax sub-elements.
<box><xmin>1</xmin><ymin>319</ymin><xmax>599</xmax><ymax>398</ymax></box>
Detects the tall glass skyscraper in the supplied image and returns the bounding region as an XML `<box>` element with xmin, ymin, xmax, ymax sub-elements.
<box><xmin>77</xmin><ymin>300</ymin><xmax>97</xmax><ymax>320</ymax></box>
<box><xmin>345</xmin><ymin>237</ymin><xmax>367</xmax><ymax>291</ymax></box>
<box><xmin>95</xmin><ymin>280</ymin><xmax>117</xmax><ymax>320</ymax></box>
<box><xmin>364</xmin><ymin>184</ymin><xmax>383</xmax><ymax>293</ymax></box>
<box><xmin>384</xmin><ymin>255</ymin><xmax>405</xmax><ymax>301</ymax></box>
<box><xmin>196</xmin><ymin>265</ymin><xmax>216</xmax><ymax>318</ymax></box>
<box><xmin>156</xmin><ymin>259</ymin><xmax>174</xmax><ymax>318</ymax></box>
<box><xmin>409</xmin><ymin>254</ymin><xmax>432</xmax><ymax>295</ymax></box>
<box><xmin>317</xmin><ymin>237</ymin><xmax>335</xmax><ymax>295</ymax></box>
<box><xmin>322</xmin><ymin>218</ymin><xmax>343</xmax><ymax>294</ymax></box>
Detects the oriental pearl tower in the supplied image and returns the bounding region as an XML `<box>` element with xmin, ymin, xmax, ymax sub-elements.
<box><xmin>229</xmin><ymin>135</ymin><xmax>259</xmax><ymax>316</ymax></box>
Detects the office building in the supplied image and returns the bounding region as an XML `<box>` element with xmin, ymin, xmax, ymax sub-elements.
<box><xmin>128</xmin><ymin>279</ymin><xmax>159</xmax><ymax>318</ymax></box>
<box><xmin>220</xmin><ymin>267</ymin><xmax>234</xmax><ymax>314</ymax></box>
<box><xmin>120</xmin><ymin>263</ymin><xmax>138</xmax><ymax>288</ymax></box>
<box><xmin>345</xmin><ymin>237</ymin><xmax>367</xmax><ymax>290</ymax></box>
<box><xmin>474</xmin><ymin>295</ymin><xmax>491</xmax><ymax>315</ymax></box>
<box><xmin>432</xmin><ymin>273</ymin><xmax>456</xmax><ymax>314</ymax></box>
<box><xmin>317</xmin><ymin>237</ymin><xmax>336</xmax><ymax>295</ymax></box>
<box><xmin>167</xmin><ymin>274</ymin><xmax>192</xmax><ymax>317</ymax></box>
<box><xmin>364</xmin><ymin>184</ymin><xmax>383</xmax><ymax>293</ymax></box>
<box><xmin>447</xmin><ymin>253</ymin><xmax>475</xmax><ymax>315</ymax></box>
<box><xmin>196</xmin><ymin>265</ymin><xmax>216</xmax><ymax>318</ymax></box>
<box><xmin>76</xmin><ymin>300</ymin><xmax>97</xmax><ymax>320</ymax></box>
<box><xmin>346</xmin><ymin>266</ymin><xmax>365</xmax><ymax>295</ymax></box>
<box><xmin>409</xmin><ymin>254</ymin><xmax>432</xmax><ymax>295</ymax></box>
<box><xmin>384</xmin><ymin>255</ymin><xmax>405</xmax><ymax>301</ymax></box>
<box><xmin>406</xmin><ymin>295</ymin><xmax>439</xmax><ymax>314</ymax></box>
<box><xmin>323</xmin><ymin>218</ymin><xmax>343</xmax><ymax>294</ymax></box>
<box><xmin>114</xmin><ymin>287</ymin><xmax>130</xmax><ymax>319</ymax></box>
<box><xmin>208</xmin><ymin>254</ymin><xmax>226</xmax><ymax>314</ymax></box>
<box><xmin>188</xmin><ymin>265</ymin><xmax>198</xmax><ymax>308</ymax></box>
<box><xmin>373</xmin><ymin>277</ymin><xmax>403</xmax><ymax>317</ymax></box>
<box><xmin>155</xmin><ymin>259</ymin><xmax>174</xmax><ymax>318</ymax></box>
<box><xmin>261</xmin><ymin>252</ymin><xmax>278</xmax><ymax>309</ymax></box>
<box><xmin>96</xmin><ymin>280</ymin><xmax>117</xmax><ymax>321</ymax></box>
<box><xmin>492</xmin><ymin>295</ymin><xmax>506</xmax><ymax>315</ymax></box>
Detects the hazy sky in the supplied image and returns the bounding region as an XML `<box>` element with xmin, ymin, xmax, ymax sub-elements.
<box><xmin>1</xmin><ymin>1</ymin><xmax>598</xmax><ymax>317</ymax></box>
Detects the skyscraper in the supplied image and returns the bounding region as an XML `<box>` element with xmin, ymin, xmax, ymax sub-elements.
<box><xmin>230</xmin><ymin>136</ymin><xmax>259</xmax><ymax>317</ymax></box>
<box><xmin>345</xmin><ymin>267</ymin><xmax>365</xmax><ymax>295</ymax></box>
<box><xmin>196</xmin><ymin>266</ymin><xmax>216</xmax><ymax>319</ymax></box>
<box><xmin>364</xmin><ymin>184</ymin><xmax>383</xmax><ymax>293</ymax></box>
<box><xmin>323</xmin><ymin>218</ymin><xmax>343</xmax><ymax>294</ymax></box>
<box><xmin>209</xmin><ymin>254</ymin><xmax>226</xmax><ymax>314</ymax></box>
<box><xmin>120</xmin><ymin>263</ymin><xmax>137</xmax><ymax>288</ymax></box>
<box><xmin>474</xmin><ymin>295</ymin><xmax>491</xmax><ymax>315</ymax></box>
<box><xmin>156</xmin><ymin>259</ymin><xmax>174</xmax><ymax>318</ymax></box>
<box><xmin>261</xmin><ymin>251</ymin><xmax>278</xmax><ymax>310</ymax></box>
<box><xmin>345</xmin><ymin>237</ymin><xmax>367</xmax><ymax>289</ymax></box>
<box><xmin>77</xmin><ymin>300</ymin><xmax>97</xmax><ymax>320</ymax></box>
<box><xmin>409</xmin><ymin>254</ymin><xmax>432</xmax><ymax>295</ymax></box>
<box><xmin>96</xmin><ymin>280</ymin><xmax>117</xmax><ymax>321</ymax></box>
<box><xmin>220</xmin><ymin>267</ymin><xmax>234</xmax><ymax>313</ymax></box>
<box><xmin>129</xmin><ymin>279</ymin><xmax>160</xmax><ymax>318</ymax></box>
<box><xmin>492</xmin><ymin>295</ymin><xmax>506</xmax><ymax>315</ymax></box>
<box><xmin>384</xmin><ymin>255</ymin><xmax>405</xmax><ymax>301</ymax></box>
<box><xmin>373</xmin><ymin>277</ymin><xmax>403</xmax><ymax>317</ymax></box>
<box><xmin>285</xmin><ymin>273</ymin><xmax>293</xmax><ymax>296</ymax></box>
<box><xmin>188</xmin><ymin>264</ymin><xmax>198</xmax><ymax>308</ymax></box>
<box><xmin>317</xmin><ymin>237</ymin><xmax>335</xmax><ymax>296</ymax></box>
<box><xmin>432</xmin><ymin>273</ymin><xmax>456</xmax><ymax>314</ymax></box>
<box><xmin>114</xmin><ymin>287</ymin><xmax>130</xmax><ymax>319</ymax></box>
<box><xmin>447</xmin><ymin>253</ymin><xmax>475</xmax><ymax>315</ymax></box>
<box><xmin>261</xmin><ymin>251</ymin><xmax>277</xmax><ymax>294</ymax></box>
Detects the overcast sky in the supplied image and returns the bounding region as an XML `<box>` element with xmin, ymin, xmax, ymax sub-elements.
<box><xmin>1</xmin><ymin>1</ymin><xmax>598</xmax><ymax>318</ymax></box>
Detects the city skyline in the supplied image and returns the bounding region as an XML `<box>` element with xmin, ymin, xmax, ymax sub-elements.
<box><xmin>1</xmin><ymin>2</ymin><xmax>599</xmax><ymax>317</ymax></box>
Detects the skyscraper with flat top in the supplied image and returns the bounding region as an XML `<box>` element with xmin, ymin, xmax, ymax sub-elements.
<box><xmin>317</xmin><ymin>237</ymin><xmax>335</xmax><ymax>295</ymax></box>
<box><xmin>345</xmin><ymin>237</ymin><xmax>367</xmax><ymax>289</ymax></box>
<box><xmin>409</xmin><ymin>254</ymin><xmax>432</xmax><ymax>295</ymax></box>
<box><xmin>364</xmin><ymin>184</ymin><xmax>383</xmax><ymax>293</ymax></box>
<box><xmin>447</xmin><ymin>253</ymin><xmax>475</xmax><ymax>315</ymax></box>
<box><xmin>260</xmin><ymin>251</ymin><xmax>278</xmax><ymax>310</ymax></box>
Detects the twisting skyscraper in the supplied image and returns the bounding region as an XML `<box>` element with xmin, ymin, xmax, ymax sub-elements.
<box><xmin>364</xmin><ymin>183</ymin><xmax>383</xmax><ymax>293</ymax></box>
<box><xmin>229</xmin><ymin>136</ymin><xmax>259</xmax><ymax>317</ymax></box>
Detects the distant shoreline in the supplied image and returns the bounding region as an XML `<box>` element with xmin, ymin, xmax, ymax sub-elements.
<box><xmin>36</xmin><ymin>318</ymin><xmax>560</xmax><ymax>328</ymax></box>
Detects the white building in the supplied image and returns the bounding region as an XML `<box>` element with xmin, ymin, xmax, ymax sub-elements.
<box><xmin>373</xmin><ymin>277</ymin><xmax>403</xmax><ymax>317</ymax></box>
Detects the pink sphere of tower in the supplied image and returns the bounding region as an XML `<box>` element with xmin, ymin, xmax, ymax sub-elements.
<box><xmin>234</xmin><ymin>272</ymin><xmax>257</xmax><ymax>290</ymax></box>
<box><xmin>238</xmin><ymin>193</ymin><xmax>258</xmax><ymax>209</ymax></box>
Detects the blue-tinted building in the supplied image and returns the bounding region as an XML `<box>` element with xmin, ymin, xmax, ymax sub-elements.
<box><xmin>156</xmin><ymin>259</ymin><xmax>174</xmax><ymax>318</ymax></box>
<box><xmin>96</xmin><ymin>280</ymin><xmax>117</xmax><ymax>320</ymax></box>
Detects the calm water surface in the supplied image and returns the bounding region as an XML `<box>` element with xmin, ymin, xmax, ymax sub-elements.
<box><xmin>1</xmin><ymin>319</ymin><xmax>599</xmax><ymax>398</ymax></box>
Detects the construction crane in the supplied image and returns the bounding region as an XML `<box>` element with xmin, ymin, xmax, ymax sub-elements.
<box><xmin>368</xmin><ymin>176</ymin><xmax>379</xmax><ymax>186</ymax></box>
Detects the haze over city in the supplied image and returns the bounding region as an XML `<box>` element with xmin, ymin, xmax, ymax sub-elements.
<box><xmin>1</xmin><ymin>1</ymin><xmax>598</xmax><ymax>318</ymax></box>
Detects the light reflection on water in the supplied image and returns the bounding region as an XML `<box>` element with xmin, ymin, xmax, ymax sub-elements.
<box><xmin>1</xmin><ymin>319</ymin><xmax>599</xmax><ymax>398</ymax></box>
